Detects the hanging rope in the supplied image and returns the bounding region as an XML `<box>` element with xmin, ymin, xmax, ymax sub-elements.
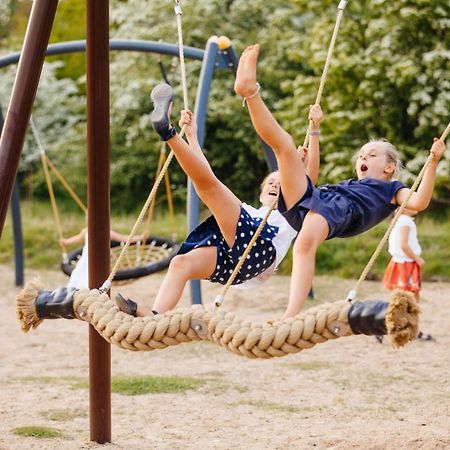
<box><xmin>347</xmin><ymin>121</ymin><xmax>450</xmax><ymax>301</ymax></box>
<box><xmin>216</xmin><ymin>0</ymin><xmax>348</xmax><ymax>308</ymax></box>
<box><xmin>101</xmin><ymin>0</ymin><xmax>189</xmax><ymax>291</ymax></box>
<box><xmin>31</xmin><ymin>118</ymin><xmax>68</xmax><ymax>259</ymax></box>
<box><xmin>303</xmin><ymin>0</ymin><xmax>348</xmax><ymax>149</ymax></box>
<box><xmin>17</xmin><ymin>280</ymin><xmax>419</xmax><ymax>357</ymax></box>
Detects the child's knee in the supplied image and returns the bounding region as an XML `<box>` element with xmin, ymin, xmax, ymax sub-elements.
<box><xmin>293</xmin><ymin>235</ymin><xmax>318</xmax><ymax>256</ymax></box>
<box><xmin>168</xmin><ymin>254</ymin><xmax>192</xmax><ymax>274</ymax></box>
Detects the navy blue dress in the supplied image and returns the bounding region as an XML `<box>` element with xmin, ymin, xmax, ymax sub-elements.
<box><xmin>278</xmin><ymin>177</ymin><xmax>405</xmax><ymax>239</ymax></box>
<box><xmin>178</xmin><ymin>207</ymin><xmax>278</xmax><ymax>285</ymax></box>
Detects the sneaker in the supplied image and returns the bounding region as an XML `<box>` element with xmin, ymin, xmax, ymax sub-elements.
<box><xmin>417</xmin><ymin>331</ymin><xmax>434</xmax><ymax>342</ymax></box>
<box><xmin>150</xmin><ymin>83</ymin><xmax>175</xmax><ymax>141</ymax></box>
<box><xmin>116</xmin><ymin>293</ymin><xmax>138</xmax><ymax>317</ymax></box>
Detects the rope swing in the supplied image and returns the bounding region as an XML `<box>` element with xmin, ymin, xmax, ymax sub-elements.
<box><xmin>16</xmin><ymin>280</ymin><xmax>419</xmax><ymax>358</ymax></box>
<box><xmin>100</xmin><ymin>0</ymin><xmax>190</xmax><ymax>292</ymax></box>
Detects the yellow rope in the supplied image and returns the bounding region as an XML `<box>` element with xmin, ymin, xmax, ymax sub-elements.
<box><xmin>40</xmin><ymin>153</ymin><xmax>67</xmax><ymax>257</ymax></box>
<box><xmin>348</xmin><ymin>121</ymin><xmax>450</xmax><ymax>301</ymax></box>
<box><xmin>45</xmin><ymin>156</ymin><xmax>87</xmax><ymax>213</ymax></box>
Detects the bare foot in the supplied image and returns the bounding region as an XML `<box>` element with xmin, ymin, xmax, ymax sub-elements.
<box><xmin>234</xmin><ymin>44</ymin><xmax>260</xmax><ymax>98</ymax></box>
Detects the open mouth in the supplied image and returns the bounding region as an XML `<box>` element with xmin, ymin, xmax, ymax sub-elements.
<box><xmin>269</xmin><ymin>191</ymin><xmax>278</xmax><ymax>197</ymax></box>
<box><xmin>360</xmin><ymin>164</ymin><xmax>368</xmax><ymax>172</ymax></box>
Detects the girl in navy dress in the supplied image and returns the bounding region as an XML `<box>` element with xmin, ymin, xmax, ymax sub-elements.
<box><xmin>117</xmin><ymin>83</ymin><xmax>323</xmax><ymax>317</ymax></box>
<box><xmin>234</xmin><ymin>44</ymin><xmax>446</xmax><ymax>321</ymax></box>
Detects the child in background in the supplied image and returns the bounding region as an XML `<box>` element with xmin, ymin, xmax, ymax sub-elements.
<box><xmin>383</xmin><ymin>208</ymin><xmax>433</xmax><ymax>341</ymax></box>
<box><xmin>60</xmin><ymin>227</ymin><xmax>145</xmax><ymax>289</ymax></box>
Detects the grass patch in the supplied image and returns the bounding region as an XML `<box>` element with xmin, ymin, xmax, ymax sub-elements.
<box><xmin>285</xmin><ymin>360</ymin><xmax>332</xmax><ymax>371</ymax></box>
<box><xmin>232</xmin><ymin>399</ymin><xmax>301</xmax><ymax>414</ymax></box>
<box><xmin>111</xmin><ymin>375</ymin><xmax>204</xmax><ymax>395</ymax></box>
<box><xmin>13</xmin><ymin>426</ymin><xmax>62</xmax><ymax>439</ymax></box>
<box><xmin>20</xmin><ymin>374</ymin><xmax>204</xmax><ymax>395</ymax></box>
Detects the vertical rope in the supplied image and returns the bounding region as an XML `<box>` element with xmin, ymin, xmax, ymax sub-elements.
<box><xmin>101</xmin><ymin>1</ymin><xmax>189</xmax><ymax>290</ymax></box>
<box><xmin>303</xmin><ymin>0</ymin><xmax>347</xmax><ymax>149</ymax></box>
<box><xmin>30</xmin><ymin>117</ymin><xmax>87</xmax><ymax>213</ymax></box>
<box><xmin>30</xmin><ymin>118</ymin><xmax>67</xmax><ymax>257</ymax></box>
<box><xmin>347</xmin><ymin>121</ymin><xmax>450</xmax><ymax>301</ymax></box>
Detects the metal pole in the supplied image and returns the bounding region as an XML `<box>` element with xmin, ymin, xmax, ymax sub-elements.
<box><xmin>0</xmin><ymin>105</ymin><xmax>24</xmax><ymax>286</ymax></box>
<box><xmin>0</xmin><ymin>0</ymin><xmax>58</xmax><ymax>237</ymax></box>
<box><xmin>11</xmin><ymin>181</ymin><xmax>24</xmax><ymax>286</ymax></box>
<box><xmin>188</xmin><ymin>37</ymin><xmax>220</xmax><ymax>304</ymax></box>
<box><xmin>86</xmin><ymin>0</ymin><xmax>111</xmax><ymax>443</ymax></box>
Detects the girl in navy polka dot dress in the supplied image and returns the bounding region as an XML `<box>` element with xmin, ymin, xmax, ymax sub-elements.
<box><xmin>234</xmin><ymin>44</ymin><xmax>446</xmax><ymax>321</ymax></box>
<box><xmin>116</xmin><ymin>83</ymin><xmax>323</xmax><ymax>317</ymax></box>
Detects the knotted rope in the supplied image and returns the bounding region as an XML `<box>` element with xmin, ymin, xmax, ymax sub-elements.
<box><xmin>17</xmin><ymin>280</ymin><xmax>418</xmax><ymax>358</ymax></box>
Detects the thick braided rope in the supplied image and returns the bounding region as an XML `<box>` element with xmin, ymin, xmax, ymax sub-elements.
<box><xmin>71</xmin><ymin>288</ymin><xmax>352</xmax><ymax>358</ymax></box>
<box><xmin>218</xmin><ymin>1</ymin><xmax>348</xmax><ymax>307</ymax></box>
<box><xmin>102</xmin><ymin>1</ymin><xmax>189</xmax><ymax>290</ymax></box>
<box><xmin>349</xmin><ymin>121</ymin><xmax>450</xmax><ymax>299</ymax></box>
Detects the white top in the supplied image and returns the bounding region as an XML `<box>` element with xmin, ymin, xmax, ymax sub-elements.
<box><xmin>233</xmin><ymin>203</ymin><xmax>298</xmax><ymax>288</ymax></box>
<box><xmin>388</xmin><ymin>214</ymin><xmax>421</xmax><ymax>263</ymax></box>
<box><xmin>67</xmin><ymin>234</ymin><xmax>89</xmax><ymax>289</ymax></box>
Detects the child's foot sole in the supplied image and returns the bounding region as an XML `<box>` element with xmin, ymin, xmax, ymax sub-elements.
<box><xmin>234</xmin><ymin>44</ymin><xmax>260</xmax><ymax>98</ymax></box>
<box><xmin>150</xmin><ymin>83</ymin><xmax>175</xmax><ymax>141</ymax></box>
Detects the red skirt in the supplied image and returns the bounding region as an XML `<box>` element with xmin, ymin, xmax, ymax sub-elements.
<box><xmin>382</xmin><ymin>260</ymin><xmax>421</xmax><ymax>293</ymax></box>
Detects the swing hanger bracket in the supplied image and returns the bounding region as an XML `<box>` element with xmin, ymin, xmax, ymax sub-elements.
<box><xmin>337</xmin><ymin>0</ymin><xmax>348</xmax><ymax>10</ymax></box>
<box><xmin>174</xmin><ymin>0</ymin><xmax>182</xmax><ymax>16</ymax></box>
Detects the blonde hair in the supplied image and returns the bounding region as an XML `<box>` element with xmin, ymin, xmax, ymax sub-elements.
<box><xmin>355</xmin><ymin>138</ymin><xmax>403</xmax><ymax>179</ymax></box>
<box><xmin>260</xmin><ymin>170</ymin><xmax>280</xmax><ymax>192</ymax></box>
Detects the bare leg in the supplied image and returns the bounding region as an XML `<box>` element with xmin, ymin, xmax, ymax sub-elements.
<box><xmin>166</xmin><ymin>134</ymin><xmax>241</xmax><ymax>247</ymax></box>
<box><xmin>133</xmin><ymin>247</ymin><xmax>217</xmax><ymax>316</ymax></box>
<box><xmin>152</xmin><ymin>247</ymin><xmax>216</xmax><ymax>313</ymax></box>
<box><xmin>283</xmin><ymin>212</ymin><xmax>329</xmax><ymax>318</ymax></box>
<box><xmin>235</xmin><ymin>44</ymin><xmax>308</xmax><ymax>209</ymax></box>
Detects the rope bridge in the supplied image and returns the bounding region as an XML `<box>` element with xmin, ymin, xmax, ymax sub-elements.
<box><xmin>17</xmin><ymin>280</ymin><xmax>419</xmax><ymax>359</ymax></box>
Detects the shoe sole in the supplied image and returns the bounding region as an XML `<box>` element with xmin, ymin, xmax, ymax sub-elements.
<box><xmin>150</xmin><ymin>83</ymin><xmax>173</xmax><ymax>133</ymax></box>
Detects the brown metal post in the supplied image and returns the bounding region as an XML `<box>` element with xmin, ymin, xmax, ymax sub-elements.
<box><xmin>86</xmin><ymin>0</ymin><xmax>112</xmax><ymax>443</ymax></box>
<box><xmin>0</xmin><ymin>0</ymin><xmax>58</xmax><ymax>237</ymax></box>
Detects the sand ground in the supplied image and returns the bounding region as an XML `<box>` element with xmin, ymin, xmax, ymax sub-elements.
<box><xmin>0</xmin><ymin>264</ymin><xmax>449</xmax><ymax>450</ymax></box>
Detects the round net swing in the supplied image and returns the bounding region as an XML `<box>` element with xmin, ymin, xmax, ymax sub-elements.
<box><xmin>30</xmin><ymin>111</ymin><xmax>181</xmax><ymax>283</ymax></box>
<box><xmin>61</xmin><ymin>236</ymin><xmax>180</xmax><ymax>281</ymax></box>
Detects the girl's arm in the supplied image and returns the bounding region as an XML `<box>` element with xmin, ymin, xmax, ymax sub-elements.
<box><xmin>304</xmin><ymin>104</ymin><xmax>323</xmax><ymax>185</ymax></box>
<box><xmin>399</xmin><ymin>226</ymin><xmax>425</xmax><ymax>267</ymax></box>
<box><xmin>395</xmin><ymin>138</ymin><xmax>446</xmax><ymax>211</ymax></box>
<box><xmin>109</xmin><ymin>230</ymin><xmax>145</xmax><ymax>243</ymax></box>
<box><xmin>60</xmin><ymin>228</ymin><xmax>86</xmax><ymax>246</ymax></box>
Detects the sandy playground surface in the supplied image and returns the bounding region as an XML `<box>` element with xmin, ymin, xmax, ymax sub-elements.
<box><xmin>0</xmin><ymin>263</ymin><xmax>449</xmax><ymax>450</ymax></box>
